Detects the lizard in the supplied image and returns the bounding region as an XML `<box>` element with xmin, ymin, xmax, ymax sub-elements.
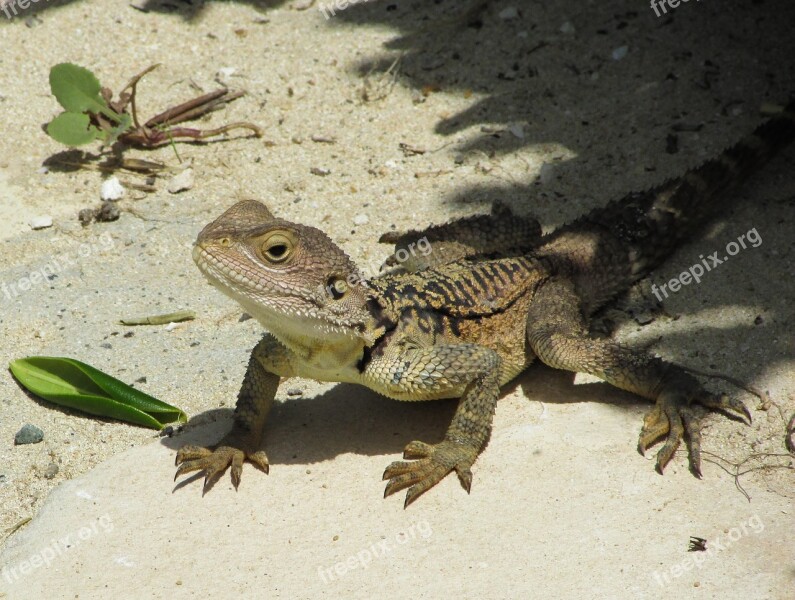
<box><xmin>175</xmin><ymin>101</ymin><xmax>795</xmax><ymax>507</ymax></box>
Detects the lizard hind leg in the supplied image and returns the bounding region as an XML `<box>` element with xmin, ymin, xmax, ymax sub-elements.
<box><xmin>525</xmin><ymin>277</ymin><xmax>750</xmax><ymax>476</ymax></box>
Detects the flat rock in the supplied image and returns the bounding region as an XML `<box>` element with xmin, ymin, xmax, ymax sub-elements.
<box><xmin>1</xmin><ymin>392</ymin><xmax>791</xmax><ymax>598</ymax></box>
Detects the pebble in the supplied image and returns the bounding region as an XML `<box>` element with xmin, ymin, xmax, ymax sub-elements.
<box><xmin>44</xmin><ymin>463</ymin><xmax>59</xmax><ymax>479</ymax></box>
<box><xmin>508</xmin><ymin>123</ymin><xmax>525</xmax><ymax>139</ymax></box>
<box><xmin>95</xmin><ymin>201</ymin><xmax>120</xmax><ymax>222</ymax></box>
<box><xmin>167</xmin><ymin>168</ymin><xmax>195</xmax><ymax>194</ymax></box>
<box><xmin>15</xmin><ymin>424</ymin><xmax>44</xmax><ymax>445</ymax></box>
<box><xmin>353</xmin><ymin>214</ymin><xmax>369</xmax><ymax>226</ymax></box>
<box><xmin>216</xmin><ymin>67</ymin><xmax>237</xmax><ymax>85</ymax></box>
<box><xmin>560</xmin><ymin>21</ymin><xmax>575</xmax><ymax>34</ymax></box>
<box><xmin>100</xmin><ymin>176</ymin><xmax>125</xmax><ymax>201</ymax></box>
<box><xmin>612</xmin><ymin>46</ymin><xmax>629</xmax><ymax>61</ymax></box>
<box><xmin>538</xmin><ymin>163</ymin><xmax>555</xmax><ymax>185</ymax></box>
<box><xmin>498</xmin><ymin>7</ymin><xmax>518</xmax><ymax>20</ymax></box>
<box><xmin>78</xmin><ymin>208</ymin><xmax>96</xmax><ymax>226</ymax></box>
<box><xmin>286</xmin><ymin>388</ymin><xmax>303</xmax><ymax>397</ymax></box>
<box><xmin>29</xmin><ymin>215</ymin><xmax>53</xmax><ymax>230</ymax></box>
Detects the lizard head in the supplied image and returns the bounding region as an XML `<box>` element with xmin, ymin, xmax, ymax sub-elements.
<box><xmin>193</xmin><ymin>200</ymin><xmax>380</xmax><ymax>346</ymax></box>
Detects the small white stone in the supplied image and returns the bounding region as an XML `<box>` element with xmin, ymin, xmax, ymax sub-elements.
<box><xmin>498</xmin><ymin>7</ymin><xmax>518</xmax><ymax>20</ymax></box>
<box><xmin>353</xmin><ymin>214</ymin><xmax>369</xmax><ymax>226</ymax></box>
<box><xmin>167</xmin><ymin>168</ymin><xmax>194</xmax><ymax>194</ymax></box>
<box><xmin>560</xmin><ymin>21</ymin><xmax>575</xmax><ymax>34</ymax></box>
<box><xmin>29</xmin><ymin>215</ymin><xmax>53</xmax><ymax>230</ymax></box>
<box><xmin>100</xmin><ymin>176</ymin><xmax>125</xmax><ymax>201</ymax></box>
<box><xmin>508</xmin><ymin>123</ymin><xmax>525</xmax><ymax>139</ymax></box>
<box><xmin>612</xmin><ymin>46</ymin><xmax>629</xmax><ymax>61</ymax></box>
<box><xmin>538</xmin><ymin>163</ymin><xmax>555</xmax><ymax>185</ymax></box>
<box><xmin>216</xmin><ymin>67</ymin><xmax>236</xmax><ymax>83</ymax></box>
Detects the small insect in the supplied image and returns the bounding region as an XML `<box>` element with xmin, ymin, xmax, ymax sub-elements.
<box><xmin>688</xmin><ymin>536</ymin><xmax>708</xmax><ymax>552</ymax></box>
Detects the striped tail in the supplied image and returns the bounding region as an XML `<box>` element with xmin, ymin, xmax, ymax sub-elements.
<box><xmin>537</xmin><ymin>100</ymin><xmax>795</xmax><ymax>312</ymax></box>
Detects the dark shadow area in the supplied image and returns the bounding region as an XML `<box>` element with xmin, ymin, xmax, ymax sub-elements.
<box><xmin>161</xmin><ymin>363</ymin><xmax>652</xmax><ymax>471</ymax></box>
<box><xmin>333</xmin><ymin>0</ymin><xmax>795</xmax><ymax>215</ymax></box>
<box><xmin>0</xmin><ymin>0</ymin><xmax>287</xmax><ymax>21</ymax></box>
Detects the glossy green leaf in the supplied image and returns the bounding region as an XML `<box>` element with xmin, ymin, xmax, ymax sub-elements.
<box><xmin>9</xmin><ymin>356</ymin><xmax>187</xmax><ymax>429</ymax></box>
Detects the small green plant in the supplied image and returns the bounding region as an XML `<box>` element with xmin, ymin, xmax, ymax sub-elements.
<box><xmin>9</xmin><ymin>356</ymin><xmax>187</xmax><ymax>429</ymax></box>
<box><xmin>45</xmin><ymin>63</ymin><xmax>262</xmax><ymax>148</ymax></box>
<box><xmin>46</xmin><ymin>63</ymin><xmax>133</xmax><ymax>146</ymax></box>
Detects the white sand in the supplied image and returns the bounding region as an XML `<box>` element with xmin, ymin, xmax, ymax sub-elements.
<box><xmin>0</xmin><ymin>0</ymin><xmax>793</xmax><ymax>598</ymax></box>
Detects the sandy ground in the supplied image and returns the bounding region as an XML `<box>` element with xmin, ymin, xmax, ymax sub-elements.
<box><xmin>0</xmin><ymin>0</ymin><xmax>793</xmax><ymax>598</ymax></box>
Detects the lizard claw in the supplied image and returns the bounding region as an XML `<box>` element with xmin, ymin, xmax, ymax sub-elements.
<box><xmin>382</xmin><ymin>439</ymin><xmax>477</xmax><ymax>508</ymax></box>
<box><xmin>174</xmin><ymin>443</ymin><xmax>269</xmax><ymax>492</ymax></box>
<box><xmin>638</xmin><ymin>387</ymin><xmax>749</xmax><ymax>476</ymax></box>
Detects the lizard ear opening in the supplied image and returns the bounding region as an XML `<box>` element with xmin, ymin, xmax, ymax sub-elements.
<box><xmin>327</xmin><ymin>277</ymin><xmax>348</xmax><ymax>300</ymax></box>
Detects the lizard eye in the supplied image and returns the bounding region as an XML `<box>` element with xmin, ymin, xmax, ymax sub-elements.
<box><xmin>262</xmin><ymin>234</ymin><xmax>293</xmax><ymax>263</ymax></box>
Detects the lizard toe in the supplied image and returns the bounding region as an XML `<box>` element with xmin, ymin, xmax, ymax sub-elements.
<box><xmin>640</xmin><ymin>383</ymin><xmax>742</xmax><ymax>475</ymax></box>
<box><xmin>697</xmin><ymin>392</ymin><xmax>751</xmax><ymax>423</ymax></box>
<box><xmin>175</xmin><ymin>445</ymin><xmax>212</xmax><ymax>466</ymax></box>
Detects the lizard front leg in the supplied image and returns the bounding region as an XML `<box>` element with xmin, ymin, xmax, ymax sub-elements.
<box><xmin>525</xmin><ymin>277</ymin><xmax>749</xmax><ymax>475</ymax></box>
<box><xmin>364</xmin><ymin>340</ymin><xmax>502</xmax><ymax>507</ymax></box>
<box><xmin>175</xmin><ymin>334</ymin><xmax>294</xmax><ymax>491</ymax></box>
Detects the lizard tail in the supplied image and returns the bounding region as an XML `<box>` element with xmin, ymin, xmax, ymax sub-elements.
<box><xmin>537</xmin><ymin>99</ymin><xmax>795</xmax><ymax>311</ymax></box>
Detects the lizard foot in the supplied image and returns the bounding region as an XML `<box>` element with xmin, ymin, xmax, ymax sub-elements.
<box><xmin>638</xmin><ymin>386</ymin><xmax>750</xmax><ymax>476</ymax></box>
<box><xmin>174</xmin><ymin>439</ymin><xmax>269</xmax><ymax>492</ymax></box>
<box><xmin>383</xmin><ymin>439</ymin><xmax>478</xmax><ymax>508</ymax></box>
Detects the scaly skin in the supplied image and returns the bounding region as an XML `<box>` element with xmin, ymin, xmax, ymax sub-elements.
<box><xmin>175</xmin><ymin>102</ymin><xmax>795</xmax><ymax>507</ymax></box>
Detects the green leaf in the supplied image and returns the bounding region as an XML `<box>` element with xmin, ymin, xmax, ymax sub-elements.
<box><xmin>49</xmin><ymin>63</ymin><xmax>106</xmax><ymax>114</ymax></box>
<box><xmin>48</xmin><ymin>63</ymin><xmax>123</xmax><ymax>123</ymax></box>
<box><xmin>9</xmin><ymin>356</ymin><xmax>187</xmax><ymax>429</ymax></box>
<box><xmin>46</xmin><ymin>113</ymin><xmax>103</xmax><ymax>146</ymax></box>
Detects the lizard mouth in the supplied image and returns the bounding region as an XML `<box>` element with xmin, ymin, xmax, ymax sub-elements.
<box><xmin>192</xmin><ymin>243</ymin><xmax>266</xmax><ymax>294</ymax></box>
